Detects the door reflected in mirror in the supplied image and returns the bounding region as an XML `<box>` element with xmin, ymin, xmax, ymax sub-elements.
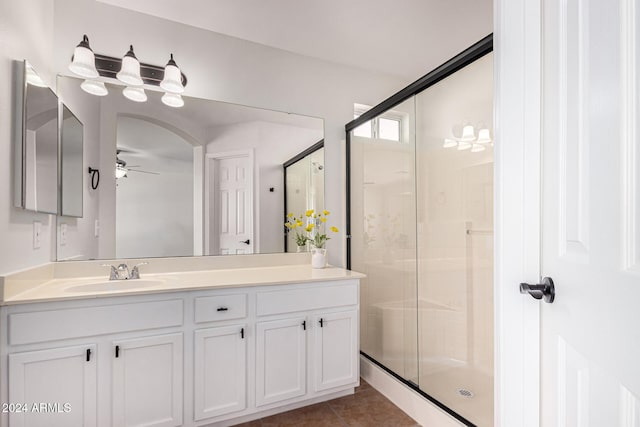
<box><xmin>56</xmin><ymin>76</ymin><xmax>324</xmax><ymax>261</ymax></box>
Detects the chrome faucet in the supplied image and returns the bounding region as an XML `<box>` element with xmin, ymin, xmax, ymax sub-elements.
<box><xmin>102</xmin><ymin>262</ymin><xmax>148</xmax><ymax>280</ymax></box>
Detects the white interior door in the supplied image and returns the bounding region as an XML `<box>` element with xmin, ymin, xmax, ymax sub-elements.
<box><xmin>208</xmin><ymin>152</ymin><xmax>254</xmax><ymax>255</ymax></box>
<box><xmin>539</xmin><ymin>0</ymin><xmax>640</xmax><ymax>424</ymax></box>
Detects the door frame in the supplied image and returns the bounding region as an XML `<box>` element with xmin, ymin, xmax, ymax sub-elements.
<box><xmin>494</xmin><ymin>0</ymin><xmax>542</xmax><ymax>426</ymax></box>
<box><xmin>204</xmin><ymin>149</ymin><xmax>255</xmax><ymax>255</ymax></box>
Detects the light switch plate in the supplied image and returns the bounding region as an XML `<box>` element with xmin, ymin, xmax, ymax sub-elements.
<box><xmin>94</xmin><ymin>219</ymin><xmax>100</xmax><ymax>237</ymax></box>
<box><xmin>60</xmin><ymin>223</ymin><xmax>67</xmax><ymax>246</ymax></box>
<box><xmin>33</xmin><ymin>221</ymin><xmax>41</xmax><ymax>249</ymax></box>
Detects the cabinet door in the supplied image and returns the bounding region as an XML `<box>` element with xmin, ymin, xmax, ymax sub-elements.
<box><xmin>112</xmin><ymin>333</ymin><xmax>183</xmax><ymax>427</ymax></box>
<box><xmin>313</xmin><ymin>310</ymin><xmax>359</xmax><ymax>391</ymax></box>
<box><xmin>8</xmin><ymin>344</ymin><xmax>97</xmax><ymax>427</ymax></box>
<box><xmin>255</xmin><ymin>317</ymin><xmax>307</xmax><ymax>406</ymax></box>
<box><xmin>194</xmin><ymin>325</ymin><xmax>246</xmax><ymax>420</ymax></box>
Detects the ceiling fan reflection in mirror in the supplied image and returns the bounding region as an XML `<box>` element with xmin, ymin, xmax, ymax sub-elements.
<box><xmin>115</xmin><ymin>149</ymin><xmax>159</xmax><ymax>179</ymax></box>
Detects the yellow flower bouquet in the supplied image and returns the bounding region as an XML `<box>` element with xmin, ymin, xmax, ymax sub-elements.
<box><xmin>284</xmin><ymin>213</ymin><xmax>309</xmax><ymax>248</ymax></box>
<box><xmin>306</xmin><ymin>209</ymin><xmax>338</xmax><ymax>249</ymax></box>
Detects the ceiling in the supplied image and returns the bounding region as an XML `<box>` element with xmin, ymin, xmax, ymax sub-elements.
<box><xmin>96</xmin><ymin>0</ymin><xmax>493</xmax><ymax>81</ymax></box>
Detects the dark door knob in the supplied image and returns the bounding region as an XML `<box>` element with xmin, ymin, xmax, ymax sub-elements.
<box><xmin>520</xmin><ymin>277</ymin><xmax>555</xmax><ymax>303</ymax></box>
<box><xmin>240</xmin><ymin>239</ymin><xmax>250</xmax><ymax>245</ymax></box>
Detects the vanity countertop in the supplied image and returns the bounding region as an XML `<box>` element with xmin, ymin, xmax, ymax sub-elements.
<box><xmin>0</xmin><ymin>264</ymin><xmax>365</xmax><ymax>305</ymax></box>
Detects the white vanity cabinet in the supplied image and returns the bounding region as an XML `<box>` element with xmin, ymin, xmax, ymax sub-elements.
<box><xmin>8</xmin><ymin>344</ymin><xmax>97</xmax><ymax>427</ymax></box>
<box><xmin>193</xmin><ymin>324</ymin><xmax>247</xmax><ymax>420</ymax></box>
<box><xmin>0</xmin><ymin>276</ymin><xmax>360</xmax><ymax>427</ymax></box>
<box><xmin>311</xmin><ymin>310</ymin><xmax>359</xmax><ymax>392</ymax></box>
<box><xmin>255</xmin><ymin>316</ymin><xmax>308</xmax><ymax>407</ymax></box>
<box><xmin>112</xmin><ymin>333</ymin><xmax>183</xmax><ymax>427</ymax></box>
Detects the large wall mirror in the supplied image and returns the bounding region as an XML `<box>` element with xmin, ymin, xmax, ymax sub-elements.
<box><xmin>56</xmin><ymin>76</ymin><xmax>324</xmax><ymax>261</ymax></box>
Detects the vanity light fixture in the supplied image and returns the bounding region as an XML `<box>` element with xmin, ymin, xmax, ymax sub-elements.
<box><xmin>470</xmin><ymin>143</ymin><xmax>486</xmax><ymax>152</ymax></box>
<box><xmin>116</xmin><ymin>45</ymin><xmax>143</xmax><ymax>86</ymax></box>
<box><xmin>80</xmin><ymin>80</ymin><xmax>108</xmax><ymax>96</ymax></box>
<box><xmin>67</xmin><ymin>35</ymin><xmax>188</xmax><ymax>106</ymax></box>
<box><xmin>122</xmin><ymin>86</ymin><xmax>147</xmax><ymax>103</ymax></box>
<box><xmin>69</xmin><ymin>35</ymin><xmax>99</xmax><ymax>79</ymax></box>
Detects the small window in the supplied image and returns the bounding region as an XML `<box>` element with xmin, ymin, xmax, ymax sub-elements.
<box><xmin>378</xmin><ymin>118</ymin><xmax>400</xmax><ymax>141</ymax></box>
<box><xmin>353</xmin><ymin>115</ymin><xmax>372</xmax><ymax>138</ymax></box>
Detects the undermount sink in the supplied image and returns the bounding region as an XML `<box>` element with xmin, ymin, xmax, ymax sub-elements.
<box><xmin>65</xmin><ymin>279</ymin><xmax>164</xmax><ymax>293</ymax></box>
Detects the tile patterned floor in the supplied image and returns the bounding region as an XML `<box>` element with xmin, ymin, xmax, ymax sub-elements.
<box><xmin>234</xmin><ymin>380</ymin><xmax>421</xmax><ymax>427</ymax></box>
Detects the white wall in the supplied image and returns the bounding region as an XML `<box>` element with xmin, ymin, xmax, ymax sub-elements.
<box><xmin>0</xmin><ymin>0</ymin><xmax>56</xmax><ymax>274</ymax></box>
<box><xmin>116</xmin><ymin>117</ymin><xmax>194</xmax><ymax>258</ymax></box>
<box><xmin>56</xmin><ymin>76</ymin><xmax>101</xmax><ymax>261</ymax></box>
<box><xmin>207</xmin><ymin>121</ymin><xmax>323</xmax><ymax>254</ymax></box>
<box><xmin>52</xmin><ymin>0</ymin><xmax>407</xmax><ymax>267</ymax></box>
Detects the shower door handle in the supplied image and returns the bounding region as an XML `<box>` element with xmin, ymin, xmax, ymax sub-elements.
<box><xmin>520</xmin><ymin>277</ymin><xmax>555</xmax><ymax>303</ymax></box>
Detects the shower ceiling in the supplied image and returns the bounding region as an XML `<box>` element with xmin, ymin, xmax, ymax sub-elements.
<box><xmin>96</xmin><ymin>0</ymin><xmax>493</xmax><ymax>81</ymax></box>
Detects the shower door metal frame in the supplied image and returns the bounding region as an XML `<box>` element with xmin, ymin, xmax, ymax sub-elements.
<box><xmin>344</xmin><ymin>34</ymin><xmax>494</xmax><ymax>427</ymax></box>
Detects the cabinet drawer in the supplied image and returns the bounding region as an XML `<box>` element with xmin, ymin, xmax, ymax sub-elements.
<box><xmin>195</xmin><ymin>293</ymin><xmax>247</xmax><ymax>323</ymax></box>
<box><xmin>256</xmin><ymin>281</ymin><xmax>358</xmax><ymax>316</ymax></box>
<box><xmin>9</xmin><ymin>299</ymin><xmax>183</xmax><ymax>345</ymax></box>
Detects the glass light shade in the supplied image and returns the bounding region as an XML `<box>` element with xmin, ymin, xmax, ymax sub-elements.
<box><xmin>477</xmin><ymin>128</ymin><xmax>492</xmax><ymax>144</ymax></box>
<box><xmin>460</xmin><ymin>125</ymin><xmax>476</xmax><ymax>142</ymax></box>
<box><xmin>81</xmin><ymin>79</ymin><xmax>108</xmax><ymax>96</ymax></box>
<box><xmin>26</xmin><ymin>65</ymin><xmax>47</xmax><ymax>87</ymax></box>
<box><xmin>160</xmin><ymin>54</ymin><xmax>184</xmax><ymax>93</ymax></box>
<box><xmin>123</xmin><ymin>86</ymin><xmax>147</xmax><ymax>103</ymax></box>
<box><xmin>470</xmin><ymin>143</ymin><xmax>486</xmax><ymax>153</ymax></box>
<box><xmin>115</xmin><ymin>165</ymin><xmax>128</xmax><ymax>179</ymax></box>
<box><xmin>162</xmin><ymin>92</ymin><xmax>184</xmax><ymax>108</ymax></box>
<box><xmin>116</xmin><ymin>46</ymin><xmax>143</xmax><ymax>86</ymax></box>
<box><xmin>442</xmin><ymin>138</ymin><xmax>457</xmax><ymax>148</ymax></box>
<box><xmin>69</xmin><ymin>36</ymin><xmax>98</xmax><ymax>79</ymax></box>
<box><xmin>457</xmin><ymin>141</ymin><xmax>472</xmax><ymax>150</ymax></box>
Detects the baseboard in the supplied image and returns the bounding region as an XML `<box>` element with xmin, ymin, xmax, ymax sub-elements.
<box><xmin>360</xmin><ymin>355</ymin><xmax>464</xmax><ymax>427</ymax></box>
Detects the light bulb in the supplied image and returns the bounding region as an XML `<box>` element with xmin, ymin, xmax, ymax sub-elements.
<box><xmin>161</xmin><ymin>92</ymin><xmax>184</xmax><ymax>108</ymax></box>
<box><xmin>115</xmin><ymin>164</ymin><xmax>128</xmax><ymax>179</ymax></box>
<box><xmin>160</xmin><ymin>54</ymin><xmax>184</xmax><ymax>94</ymax></box>
<box><xmin>69</xmin><ymin>35</ymin><xmax>99</xmax><ymax>79</ymax></box>
<box><xmin>460</xmin><ymin>125</ymin><xmax>476</xmax><ymax>142</ymax></box>
<box><xmin>477</xmin><ymin>128</ymin><xmax>492</xmax><ymax>144</ymax></box>
<box><xmin>123</xmin><ymin>86</ymin><xmax>147</xmax><ymax>102</ymax></box>
<box><xmin>25</xmin><ymin>64</ymin><xmax>47</xmax><ymax>87</ymax></box>
<box><xmin>81</xmin><ymin>80</ymin><xmax>108</xmax><ymax>96</ymax></box>
<box><xmin>457</xmin><ymin>141</ymin><xmax>472</xmax><ymax>150</ymax></box>
<box><xmin>443</xmin><ymin>138</ymin><xmax>457</xmax><ymax>148</ymax></box>
<box><xmin>470</xmin><ymin>144</ymin><xmax>486</xmax><ymax>153</ymax></box>
<box><xmin>116</xmin><ymin>45</ymin><xmax>143</xmax><ymax>86</ymax></box>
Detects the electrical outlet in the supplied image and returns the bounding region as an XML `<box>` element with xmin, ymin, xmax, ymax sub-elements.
<box><xmin>94</xmin><ymin>219</ymin><xmax>100</xmax><ymax>237</ymax></box>
<box><xmin>60</xmin><ymin>223</ymin><xmax>67</xmax><ymax>246</ymax></box>
<box><xmin>33</xmin><ymin>221</ymin><xmax>41</xmax><ymax>249</ymax></box>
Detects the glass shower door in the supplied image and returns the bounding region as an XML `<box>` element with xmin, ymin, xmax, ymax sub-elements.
<box><xmin>415</xmin><ymin>52</ymin><xmax>494</xmax><ymax>426</ymax></box>
<box><xmin>350</xmin><ymin>97</ymin><xmax>419</xmax><ymax>384</ymax></box>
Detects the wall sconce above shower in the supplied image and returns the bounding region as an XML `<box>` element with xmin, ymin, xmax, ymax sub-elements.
<box><xmin>442</xmin><ymin>124</ymin><xmax>493</xmax><ymax>152</ymax></box>
<box><xmin>68</xmin><ymin>35</ymin><xmax>188</xmax><ymax>108</ymax></box>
